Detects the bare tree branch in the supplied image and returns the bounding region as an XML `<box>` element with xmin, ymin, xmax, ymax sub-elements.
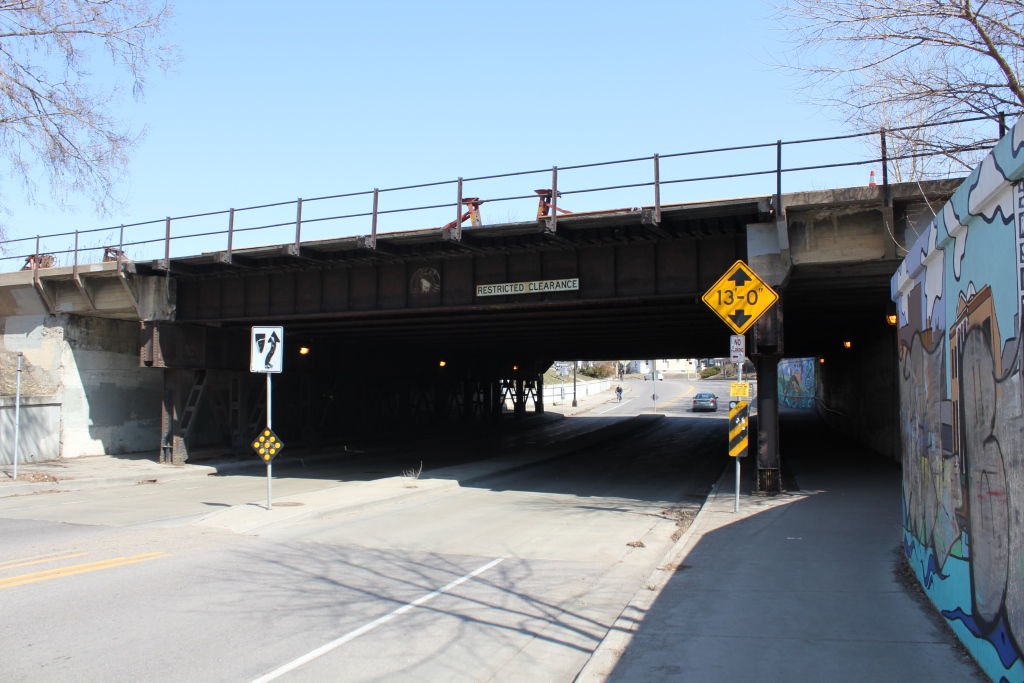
<box><xmin>0</xmin><ymin>0</ymin><xmax>178</xmax><ymax>241</ymax></box>
<box><xmin>772</xmin><ymin>0</ymin><xmax>1024</xmax><ymax>179</ymax></box>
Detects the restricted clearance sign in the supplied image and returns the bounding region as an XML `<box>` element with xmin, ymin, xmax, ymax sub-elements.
<box><xmin>476</xmin><ymin>278</ymin><xmax>579</xmax><ymax>297</ymax></box>
<box><xmin>701</xmin><ymin>260</ymin><xmax>778</xmax><ymax>335</ymax></box>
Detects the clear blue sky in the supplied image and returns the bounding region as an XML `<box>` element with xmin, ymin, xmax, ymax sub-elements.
<box><xmin>3</xmin><ymin>0</ymin><xmax>878</xmax><ymax>262</ymax></box>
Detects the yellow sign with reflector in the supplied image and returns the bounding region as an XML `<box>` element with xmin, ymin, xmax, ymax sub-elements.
<box><xmin>729</xmin><ymin>401</ymin><xmax>749</xmax><ymax>458</ymax></box>
<box><xmin>251</xmin><ymin>428</ymin><xmax>284</xmax><ymax>461</ymax></box>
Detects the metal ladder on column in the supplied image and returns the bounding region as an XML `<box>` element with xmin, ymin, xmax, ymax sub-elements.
<box><xmin>178</xmin><ymin>370</ymin><xmax>208</xmax><ymax>444</ymax></box>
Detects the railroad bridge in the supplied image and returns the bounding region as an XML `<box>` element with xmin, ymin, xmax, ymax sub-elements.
<box><xmin>0</xmin><ymin>177</ymin><xmax>958</xmax><ymax>492</ymax></box>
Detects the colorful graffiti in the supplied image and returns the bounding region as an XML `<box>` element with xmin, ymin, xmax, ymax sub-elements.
<box><xmin>891</xmin><ymin>118</ymin><xmax>1024</xmax><ymax>682</ymax></box>
<box><xmin>778</xmin><ymin>357</ymin><xmax>815</xmax><ymax>409</ymax></box>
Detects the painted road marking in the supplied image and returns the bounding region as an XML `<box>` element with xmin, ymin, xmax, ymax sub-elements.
<box><xmin>597</xmin><ymin>397</ymin><xmax>636</xmax><ymax>414</ymax></box>
<box><xmin>251</xmin><ymin>557</ymin><xmax>505</xmax><ymax>683</ymax></box>
<box><xmin>0</xmin><ymin>552</ymin><xmax>88</xmax><ymax>571</ymax></box>
<box><xmin>0</xmin><ymin>552</ymin><xmax>169</xmax><ymax>590</ymax></box>
<box><xmin>659</xmin><ymin>385</ymin><xmax>696</xmax><ymax>409</ymax></box>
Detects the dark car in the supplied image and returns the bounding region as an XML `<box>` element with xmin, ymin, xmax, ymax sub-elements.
<box><xmin>692</xmin><ymin>392</ymin><xmax>718</xmax><ymax>412</ymax></box>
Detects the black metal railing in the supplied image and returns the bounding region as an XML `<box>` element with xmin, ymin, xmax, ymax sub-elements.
<box><xmin>0</xmin><ymin>113</ymin><xmax>1008</xmax><ymax>273</ymax></box>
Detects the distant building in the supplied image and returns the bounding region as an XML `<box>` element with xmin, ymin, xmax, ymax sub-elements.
<box><xmin>627</xmin><ymin>359</ymin><xmax>699</xmax><ymax>376</ymax></box>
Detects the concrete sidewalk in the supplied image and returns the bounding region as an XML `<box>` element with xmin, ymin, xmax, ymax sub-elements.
<box><xmin>0</xmin><ymin>385</ymin><xmax>621</xmax><ymax>499</ymax></box>
<box><xmin>579</xmin><ymin>409</ymin><xmax>984</xmax><ymax>683</ymax></box>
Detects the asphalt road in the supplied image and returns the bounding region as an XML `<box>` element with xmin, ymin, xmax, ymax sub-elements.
<box><xmin>0</xmin><ymin>379</ymin><xmax>733</xmax><ymax>682</ymax></box>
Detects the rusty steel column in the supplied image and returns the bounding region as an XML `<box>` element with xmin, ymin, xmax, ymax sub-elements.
<box><xmin>535</xmin><ymin>373</ymin><xmax>544</xmax><ymax>413</ymax></box>
<box><xmin>161</xmin><ymin>369</ymin><xmax>183</xmax><ymax>464</ymax></box>
<box><xmin>514</xmin><ymin>378</ymin><xmax>525</xmax><ymax>419</ymax></box>
<box><xmin>752</xmin><ymin>302</ymin><xmax>783</xmax><ymax>493</ymax></box>
<box><xmin>491</xmin><ymin>379</ymin><xmax>502</xmax><ymax>421</ymax></box>
<box><xmin>756</xmin><ymin>353</ymin><xmax>780</xmax><ymax>493</ymax></box>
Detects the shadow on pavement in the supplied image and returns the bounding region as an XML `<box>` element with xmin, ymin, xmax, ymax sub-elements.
<box><xmin>598</xmin><ymin>409</ymin><xmax>985</xmax><ymax>683</ymax></box>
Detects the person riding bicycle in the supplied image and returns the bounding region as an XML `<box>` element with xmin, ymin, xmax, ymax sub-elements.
<box><xmin>616</xmin><ymin>385</ymin><xmax>623</xmax><ymax>402</ymax></box>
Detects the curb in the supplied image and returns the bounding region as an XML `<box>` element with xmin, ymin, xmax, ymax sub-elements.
<box><xmin>0</xmin><ymin>412</ymin><xmax>577</xmax><ymax>500</ymax></box>
<box><xmin>194</xmin><ymin>478</ymin><xmax>464</xmax><ymax>534</ymax></box>
<box><xmin>0</xmin><ymin>450</ymin><xmax>345</xmax><ymax>499</ymax></box>
<box><xmin>199</xmin><ymin>415</ymin><xmax>666</xmax><ymax>534</ymax></box>
<box><xmin>574</xmin><ymin>465</ymin><xmax>730</xmax><ymax>682</ymax></box>
<box><xmin>0</xmin><ymin>468</ymin><xmax>215</xmax><ymax>498</ymax></box>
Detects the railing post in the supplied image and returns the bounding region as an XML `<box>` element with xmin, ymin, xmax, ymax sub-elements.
<box><xmin>775</xmin><ymin>140</ymin><xmax>782</xmax><ymax>219</ymax></box>
<box><xmin>999</xmin><ymin>111</ymin><xmax>1007</xmax><ymax>138</ymax></box>
<box><xmin>551</xmin><ymin>166</ymin><xmax>559</xmax><ymax>231</ymax></box>
<box><xmin>371</xmin><ymin>188</ymin><xmax>379</xmax><ymax>248</ymax></box>
<box><xmin>455</xmin><ymin>178</ymin><xmax>463</xmax><ymax>241</ymax></box>
<box><xmin>227</xmin><ymin>208</ymin><xmax>234</xmax><ymax>260</ymax></box>
<box><xmin>34</xmin><ymin>235</ymin><xmax>39</xmax><ymax>272</ymax></box>
<box><xmin>118</xmin><ymin>225</ymin><xmax>124</xmax><ymax>265</ymax></box>
<box><xmin>880</xmin><ymin>128</ymin><xmax>890</xmax><ymax>207</ymax></box>
<box><xmin>163</xmin><ymin>216</ymin><xmax>171</xmax><ymax>271</ymax></box>
<box><xmin>73</xmin><ymin>230</ymin><xmax>79</xmax><ymax>273</ymax></box>
<box><xmin>653</xmin><ymin>153</ymin><xmax>661</xmax><ymax>224</ymax></box>
<box><xmin>294</xmin><ymin>198</ymin><xmax>302</xmax><ymax>251</ymax></box>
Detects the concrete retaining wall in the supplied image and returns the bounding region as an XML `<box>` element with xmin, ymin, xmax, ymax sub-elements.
<box><xmin>0</xmin><ymin>396</ymin><xmax>61</xmax><ymax>465</ymax></box>
<box><xmin>890</xmin><ymin>118</ymin><xmax>1024</xmax><ymax>682</ymax></box>
<box><xmin>0</xmin><ymin>313</ymin><xmax>162</xmax><ymax>461</ymax></box>
<box><xmin>543</xmin><ymin>378</ymin><xmax>614</xmax><ymax>407</ymax></box>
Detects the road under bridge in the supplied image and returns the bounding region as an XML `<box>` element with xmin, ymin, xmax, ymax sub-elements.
<box><xmin>0</xmin><ymin>179</ymin><xmax>959</xmax><ymax>492</ymax></box>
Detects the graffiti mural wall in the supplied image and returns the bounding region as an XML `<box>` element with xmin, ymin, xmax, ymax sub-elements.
<box><xmin>778</xmin><ymin>357</ymin><xmax>815</xmax><ymax>409</ymax></box>
<box><xmin>891</xmin><ymin>119</ymin><xmax>1024</xmax><ymax>682</ymax></box>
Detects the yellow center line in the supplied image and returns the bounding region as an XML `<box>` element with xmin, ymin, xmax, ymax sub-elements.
<box><xmin>0</xmin><ymin>552</ymin><xmax>170</xmax><ymax>590</ymax></box>
<box><xmin>0</xmin><ymin>552</ymin><xmax>89</xmax><ymax>572</ymax></box>
<box><xmin>659</xmin><ymin>385</ymin><xmax>696</xmax><ymax>408</ymax></box>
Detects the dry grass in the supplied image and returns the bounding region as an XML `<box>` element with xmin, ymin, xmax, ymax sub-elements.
<box><xmin>1</xmin><ymin>471</ymin><xmax>63</xmax><ymax>483</ymax></box>
<box><xmin>402</xmin><ymin>461</ymin><xmax>423</xmax><ymax>488</ymax></box>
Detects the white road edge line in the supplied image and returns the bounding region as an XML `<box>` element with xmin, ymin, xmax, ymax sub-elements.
<box><xmin>250</xmin><ymin>557</ymin><xmax>505</xmax><ymax>683</ymax></box>
<box><xmin>597</xmin><ymin>398</ymin><xmax>634</xmax><ymax>414</ymax></box>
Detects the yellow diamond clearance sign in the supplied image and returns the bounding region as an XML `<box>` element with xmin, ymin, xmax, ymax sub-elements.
<box><xmin>701</xmin><ymin>260</ymin><xmax>779</xmax><ymax>335</ymax></box>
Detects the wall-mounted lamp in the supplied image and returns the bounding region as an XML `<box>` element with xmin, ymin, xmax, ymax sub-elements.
<box><xmin>819</xmin><ymin>357</ymin><xmax>825</xmax><ymax>364</ymax></box>
<box><xmin>298</xmin><ymin>346</ymin><xmax>310</xmax><ymax>355</ymax></box>
<box><xmin>886</xmin><ymin>314</ymin><xmax>897</xmax><ymax>326</ymax></box>
<box><xmin>843</xmin><ymin>341</ymin><xmax>852</xmax><ymax>349</ymax></box>
<box><xmin>439</xmin><ymin>360</ymin><xmax>447</xmax><ymax>367</ymax></box>
<box><xmin>513</xmin><ymin>365</ymin><xmax>519</xmax><ymax>371</ymax></box>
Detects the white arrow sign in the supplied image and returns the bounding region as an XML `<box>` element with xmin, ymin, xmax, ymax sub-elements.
<box><xmin>251</xmin><ymin>326</ymin><xmax>284</xmax><ymax>373</ymax></box>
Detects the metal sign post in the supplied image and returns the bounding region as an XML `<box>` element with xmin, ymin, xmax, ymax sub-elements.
<box><xmin>572</xmin><ymin>361</ymin><xmax>578</xmax><ymax>407</ymax></box>
<box><xmin>266</xmin><ymin>373</ymin><xmax>272</xmax><ymax>509</ymax></box>
<box><xmin>250</xmin><ymin>326</ymin><xmax>284</xmax><ymax>510</ymax></box>
<box><xmin>12</xmin><ymin>352</ymin><xmax>22</xmax><ymax>480</ymax></box>
<box><xmin>728</xmin><ymin>401</ymin><xmax>750</xmax><ymax>513</ymax></box>
<box><xmin>651</xmin><ymin>360</ymin><xmax>658</xmax><ymax>413</ymax></box>
<box><xmin>251</xmin><ymin>427</ymin><xmax>284</xmax><ymax>510</ymax></box>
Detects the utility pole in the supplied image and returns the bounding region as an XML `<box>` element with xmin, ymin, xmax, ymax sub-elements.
<box><xmin>572</xmin><ymin>361</ymin><xmax>578</xmax><ymax>407</ymax></box>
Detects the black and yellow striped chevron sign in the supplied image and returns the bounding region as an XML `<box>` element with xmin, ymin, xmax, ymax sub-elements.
<box><xmin>729</xmin><ymin>401</ymin><xmax>749</xmax><ymax>458</ymax></box>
